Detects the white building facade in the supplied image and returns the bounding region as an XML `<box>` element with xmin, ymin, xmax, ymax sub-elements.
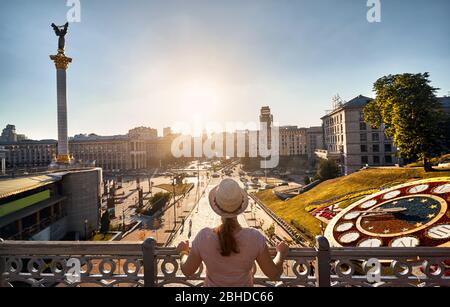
<box><xmin>318</xmin><ymin>95</ymin><xmax>399</xmax><ymax>175</ymax></box>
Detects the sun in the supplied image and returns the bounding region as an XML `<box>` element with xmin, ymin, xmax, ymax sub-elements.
<box><xmin>181</xmin><ymin>79</ymin><xmax>221</xmax><ymax>109</ymax></box>
<box><xmin>175</xmin><ymin>78</ymin><xmax>223</xmax><ymax>131</ymax></box>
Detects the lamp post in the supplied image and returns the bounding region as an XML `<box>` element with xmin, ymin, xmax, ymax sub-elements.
<box><xmin>84</xmin><ymin>219</ymin><xmax>88</xmax><ymax>240</ymax></box>
<box><xmin>122</xmin><ymin>208</ymin><xmax>126</xmax><ymax>231</ymax></box>
<box><xmin>172</xmin><ymin>175</ymin><xmax>176</xmax><ymax>230</ymax></box>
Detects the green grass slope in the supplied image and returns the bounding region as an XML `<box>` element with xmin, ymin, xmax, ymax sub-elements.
<box><xmin>255</xmin><ymin>168</ymin><xmax>450</xmax><ymax>241</ymax></box>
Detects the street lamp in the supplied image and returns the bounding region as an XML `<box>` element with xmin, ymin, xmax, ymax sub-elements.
<box><xmin>122</xmin><ymin>208</ymin><xmax>126</xmax><ymax>231</ymax></box>
<box><xmin>84</xmin><ymin>219</ymin><xmax>88</xmax><ymax>240</ymax></box>
<box><xmin>172</xmin><ymin>175</ymin><xmax>177</xmax><ymax>230</ymax></box>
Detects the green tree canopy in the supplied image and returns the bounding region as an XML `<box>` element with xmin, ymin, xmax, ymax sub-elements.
<box><xmin>364</xmin><ymin>73</ymin><xmax>446</xmax><ymax>171</ymax></box>
<box><xmin>100</xmin><ymin>211</ymin><xmax>111</xmax><ymax>234</ymax></box>
<box><xmin>317</xmin><ymin>159</ymin><xmax>340</xmax><ymax>181</ymax></box>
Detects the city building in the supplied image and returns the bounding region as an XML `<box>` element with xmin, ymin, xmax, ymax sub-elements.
<box><xmin>259</xmin><ymin>106</ymin><xmax>274</xmax><ymax>147</ymax></box>
<box><xmin>279</xmin><ymin>126</ymin><xmax>307</xmax><ymax>156</ymax></box>
<box><xmin>163</xmin><ymin>127</ymin><xmax>173</xmax><ymax>138</ymax></box>
<box><xmin>70</xmin><ymin>127</ymin><xmax>160</xmax><ymax>171</ymax></box>
<box><xmin>0</xmin><ymin>140</ymin><xmax>58</xmax><ymax>170</ymax></box>
<box><xmin>70</xmin><ymin>134</ymin><xmax>131</xmax><ymax>171</ymax></box>
<box><xmin>0</xmin><ymin>168</ymin><xmax>102</xmax><ymax>241</ymax></box>
<box><xmin>1</xmin><ymin>125</ymin><xmax>27</xmax><ymax>143</ymax></box>
<box><xmin>0</xmin><ymin>147</ymin><xmax>6</xmax><ymax>175</ymax></box>
<box><xmin>306</xmin><ymin>127</ymin><xmax>325</xmax><ymax>160</ymax></box>
<box><xmin>0</xmin><ymin>126</ymin><xmax>165</xmax><ymax>172</ymax></box>
<box><xmin>317</xmin><ymin>95</ymin><xmax>400</xmax><ymax>175</ymax></box>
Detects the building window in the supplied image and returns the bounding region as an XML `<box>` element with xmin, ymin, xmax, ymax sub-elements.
<box><xmin>373</xmin><ymin>156</ymin><xmax>380</xmax><ymax>165</ymax></box>
<box><xmin>360</xmin><ymin>123</ymin><xmax>367</xmax><ymax>131</ymax></box>
<box><xmin>360</xmin><ymin>134</ymin><xmax>367</xmax><ymax>142</ymax></box>
<box><xmin>385</xmin><ymin>144</ymin><xmax>392</xmax><ymax>152</ymax></box>
<box><xmin>385</xmin><ymin>155</ymin><xmax>393</xmax><ymax>164</ymax></box>
<box><xmin>361</xmin><ymin>145</ymin><xmax>368</xmax><ymax>153</ymax></box>
<box><xmin>373</xmin><ymin>145</ymin><xmax>380</xmax><ymax>152</ymax></box>
<box><xmin>372</xmin><ymin>133</ymin><xmax>380</xmax><ymax>142</ymax></box>
<box><xmin>362</xmin><ymin>156</ymin><xmax>369</xmax><ymax>164</ymax></box>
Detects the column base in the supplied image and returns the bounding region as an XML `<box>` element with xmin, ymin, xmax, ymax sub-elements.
<box><xmin>57</xmin><ymin>154</ymin><xmax>72</xmax><ymax>164</ymax></box>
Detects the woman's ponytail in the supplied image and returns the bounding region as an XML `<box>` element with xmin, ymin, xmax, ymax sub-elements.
<box><xmin>215</xmin><ymin>218</ymin><xmax>240</xmax><ymax>257</ymax></box>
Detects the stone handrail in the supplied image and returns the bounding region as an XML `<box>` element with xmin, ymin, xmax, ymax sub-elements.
<box><xmin>1</xmin><ymin>236</ymin><xmax>448</xmax><ymax>287</ymax></box>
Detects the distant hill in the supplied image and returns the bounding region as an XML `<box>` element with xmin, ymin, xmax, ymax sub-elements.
<box><xmin>255</xmin><ymin>167</ymin><xmax>450</xmax><ymax>242</ymax></box>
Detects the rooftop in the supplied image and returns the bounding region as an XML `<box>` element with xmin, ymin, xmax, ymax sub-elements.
<box><xmin>438</xmin><ymin>96</ymin><xmax>450</xmax><ymax>108</ymax></box>
<box><xmin>0</xmin><ymin>174</ymin><xmax>63</xmax><ymax>199</ymax></box>
<box><xmin>0</xmin><ymin>168</ymin><xmax>101</xmax><ymax>199</ymax></box>
<box><xmin>322</xmin><ymin>95</ymin><xmax>372</xmax><ymax>119</ymax></box>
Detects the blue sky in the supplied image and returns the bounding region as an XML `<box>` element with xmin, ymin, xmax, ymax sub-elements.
<box><xmin>1</xmin><ymin>0</ymin><xmax>449</xmax><ymax>140</ymax></box>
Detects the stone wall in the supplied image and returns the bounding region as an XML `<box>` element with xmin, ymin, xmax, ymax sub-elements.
<box><xmin>61</xmin><ymin>168</ymin><xmax>102</xmax><ymax>239</ymax></box>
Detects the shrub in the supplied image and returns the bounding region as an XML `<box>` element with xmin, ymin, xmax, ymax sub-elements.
<box><xmin>317</xmin><ymin>159</ymin><xmax>340</xmax><ymax>181</ymax></box>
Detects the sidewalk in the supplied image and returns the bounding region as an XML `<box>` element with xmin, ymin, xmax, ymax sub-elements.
<box><xmin>122</xmin><ymin>178</ymin><xmax>209</xmax><ymax>246</ymax></box>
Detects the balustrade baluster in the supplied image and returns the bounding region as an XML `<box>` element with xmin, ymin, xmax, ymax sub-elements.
<box><xmin>315</xmin><ymin>236</ymin><xmax>331</xmax><ymax>287</ymax></box>
<box><xmin>142</xmin><ymin>237</ymin><xmax>156</xmax><ymax>287</ymax></box>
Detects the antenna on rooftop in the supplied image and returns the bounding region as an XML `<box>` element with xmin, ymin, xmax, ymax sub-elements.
<box><xmin>332</xmin><ymin>94</ymin><xmax>344</xmax><ymax>110</ymax></box>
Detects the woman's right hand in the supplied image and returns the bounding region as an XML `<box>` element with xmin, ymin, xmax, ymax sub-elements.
<box><xmin>276</xmin><ymin>242</ymin><xmax>289</xmax><ymax>257</ymax></box>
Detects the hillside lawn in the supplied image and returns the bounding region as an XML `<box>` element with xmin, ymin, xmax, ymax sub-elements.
<box><xmin>156</xmin><ymin>183</ymin><xmax>194</xmax><ymax>196</ymax></box>
<box><xmin>255</xmin><ymin>168</ymin><xmax>450</xmax><ymax>241</ymax></box>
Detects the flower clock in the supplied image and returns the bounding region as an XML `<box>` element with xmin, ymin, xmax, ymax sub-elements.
<box><xmin>325</xmin><ymin>178</ymin><xmax>450</xmax><ymax>248</ymax></box>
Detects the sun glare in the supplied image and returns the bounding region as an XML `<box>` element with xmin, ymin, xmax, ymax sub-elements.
<box><xmin>175</xmin><ymin>78</ymin><xmax>223</xmax><ymax>131</ymax></box>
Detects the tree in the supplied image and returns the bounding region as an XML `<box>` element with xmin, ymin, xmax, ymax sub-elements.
<box><xmin>317</xmin><ymin>159</ymin><xmax>340</xmax><ymax>181</ymax></box>
<box><xmin>148</xmin><ymin>192</ymin><xmax>171</xmax><ymax>215</ymax></box>
<box><xmin>265</xmin><ymin>223</ymin><xmax>276</xmax><ymax>242</ymax></box>
<box><xmin>304</xmin><ymin>176</ymin><xmax>311</xmax><ymax>185</ymax></box>
<box><xmin>364</xmin><ymin>73</ymin><xmax>446</xmax><ymax>171</ymax></box>
<box><xmin>100</xmin><ymin>211</ymin><xmax>111</xmax><ymax>234</ymax></box>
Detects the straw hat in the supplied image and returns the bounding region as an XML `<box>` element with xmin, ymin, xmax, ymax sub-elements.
<box><xmin>209</xmin><ymin>179</ymin><xmax>249</xmax><ymax>218</ymax></box>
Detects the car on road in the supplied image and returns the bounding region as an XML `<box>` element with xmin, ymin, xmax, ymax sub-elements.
<box><xmin>212</xmin><ymin>173</ymin><xmax>221</xmax><ymax>178</ymax></box>
<box><xmin>438</xmin><ymin>158</ymin><xmax>450</xmax><ymax>168</ymax></box>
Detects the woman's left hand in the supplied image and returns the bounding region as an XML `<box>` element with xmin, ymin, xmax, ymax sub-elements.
<box><xmin>177</xmin><ymin>240</ymin><xmax>190</xmax><ymax>254</ymax></box>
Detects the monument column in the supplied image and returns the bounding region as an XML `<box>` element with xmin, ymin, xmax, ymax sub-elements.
<box><xmin>50</xmin><ymin>23</ymin><xmax>72</xmax><ymax>164</ymax></box>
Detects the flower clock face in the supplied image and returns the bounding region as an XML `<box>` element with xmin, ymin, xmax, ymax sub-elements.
<box><xmin>325</xmin><ymin>178</ymin><xmax>450</xmax><ymax>248</ymax></box>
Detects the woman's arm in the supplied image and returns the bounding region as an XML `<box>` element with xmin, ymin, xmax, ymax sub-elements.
<box><xmin>177</xmin><ymin>240</ymin><xmax>203</xmax><ymax>277</ymax></box>
<box><xmin>256</xmin><ymin>242</ymin><xmax>289</xmax><ymax>280</ymax></box>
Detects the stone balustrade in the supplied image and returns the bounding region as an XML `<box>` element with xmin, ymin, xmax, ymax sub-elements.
<box><xmin>0</xmin><ymin>237</ymin><xmax>449</xmax><ymax>287</ymax></box>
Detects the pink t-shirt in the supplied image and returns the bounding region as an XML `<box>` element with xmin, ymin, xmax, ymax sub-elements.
<box><xmin>191</xmin><ymin>227</ymin><xmax>267</xmax><ymax>287</ymax></box>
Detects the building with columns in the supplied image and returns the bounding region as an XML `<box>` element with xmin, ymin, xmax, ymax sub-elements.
<box><xmin>0</xmin><ymin>140</ymin><xmax>58</xmax><ymax>170</ymax></box>
<box><xmin>69</xmin><ymin>127</ymin><xmax>160</xmax><ymax>171</ymax></box>
<box><xmin>0</xmin><ymin>126</ymin><xmax>167</xmax><ymax>173</ymax></box>
<box><xmin>0</xmin><ymin>147</ymin><xmax>6</xmax><ymax>175</ymax></box>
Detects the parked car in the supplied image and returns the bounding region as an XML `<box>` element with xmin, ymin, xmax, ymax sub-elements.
<box><xmin>438</xmin><ymin>159</ymin><xmax>450</xmax><ymax>168</ymax></box>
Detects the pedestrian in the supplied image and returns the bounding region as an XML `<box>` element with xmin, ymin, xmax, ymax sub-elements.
<box><xmin>177</xmin><ymin>179</ymin><xmax>289</xmax><ymax>287</ymax></box>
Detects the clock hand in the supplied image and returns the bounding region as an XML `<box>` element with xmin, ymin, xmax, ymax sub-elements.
<box><xmin>358</xmin><ymin>207</ymin><xmax>408</xmax><ymax>215</ymax></box>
